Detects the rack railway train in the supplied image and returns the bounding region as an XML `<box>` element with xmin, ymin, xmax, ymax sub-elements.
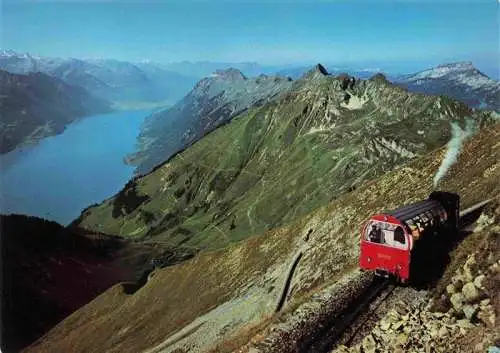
<box><xmin>359</xmin><ymin>191</ymin><xmax>460</xmax><ymax>282</ymax></box>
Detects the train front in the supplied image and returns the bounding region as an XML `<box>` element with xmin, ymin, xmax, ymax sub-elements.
<box><xmin>359</xmin><ymin>192</ymin><xmax>460</xmax><ymax>282</ymax></box>
<box><xmin>359</xmin><ymin>214</ymin><xmax>412</xmax><ymax>281</ymax></box>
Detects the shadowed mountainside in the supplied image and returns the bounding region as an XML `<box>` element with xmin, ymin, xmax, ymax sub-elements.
<box><xmin>0</xmin><ymin>70</ymin><xmax>112</xmax><ymax>153</ymax></box>
<box><xmin>0</xmin><ymin>214</ymin><xmax>195</xmax><ymax>353</ymax></box>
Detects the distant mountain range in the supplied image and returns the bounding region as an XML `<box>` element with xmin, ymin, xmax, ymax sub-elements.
<box><xmin>0</xmin><ymin>70</ymin><xmax>112</xmax><ymax>153</ymax></box>
<box><xmin>1</xmin><ymin>50</ymin><xmax>498</xmax><ymax>162</ymax></box>
<box><xmin>127</xmin><ymin>61</ymin><xmax>499</xmax><ymax>176</ymax></box>
<box><xmin>2</xmin><ymin>50</ymin><xmax>497</xmax><ymax>112</ymax></box>
<box><xmin>395</xmin><ymin>62</ymin><xmax>500</xmax><ymax>112</ymax></box>
<box><xmin>0</xmin><ymin>50</ymin><xmax>199</xmax><ymax>108</ymax></box>
<box><xmin>126</xmin><ymin>68</ymin><xmax>293</xmax><ymax>175</ymax></box>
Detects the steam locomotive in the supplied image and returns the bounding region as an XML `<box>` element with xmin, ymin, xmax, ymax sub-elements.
<box><xmin>359</xmin><ymin>192</ymin><xmax>460</xmax><ymax>282</ymax></box>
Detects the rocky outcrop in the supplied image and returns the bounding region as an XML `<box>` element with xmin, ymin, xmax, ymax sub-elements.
<box><xmin>445</xmin><ymin>252</ymin><xmax>498</xmax><ymax>327</ymax></box>
<box><xmin>335</xmin><ymin>304</ymin><xmax>483</xmax><ymax>353</ymax></box>
<box><xmin>335</xmin><ymin>271</ymin><xmax>498</xmax><ymax>353</ymax></box>
<box><xmin>438</xmin><ymin>209</ymin><xmax>499</xmax><ymax>327</ymax></box>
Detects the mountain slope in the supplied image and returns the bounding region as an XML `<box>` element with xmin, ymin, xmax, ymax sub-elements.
<box><xmin>0</xmin><ymin>51</ymin><xmax>198</xmax><ymax>107</ymax></box>
<box><xmin>25</xmin><ymin>122</ymin><xmax>500</xmax><ymax>353</ymax></box>
<box><xmin>397</xmin><ymin>62</ymin><xmax>500</xmax><ymax>112</ymax></box>
<box><xmin>0</xmin><ymin>214</ymin><xmax>195</xmax><ymax>353</ymax></box>
<box><xmin>73</xmin><ymin>65</ymin><xmax>496</xmax><ymax>251</ymax></box>
<box><xmin>0</xmin><ymin>70</ymin><xmax>112</xmax><ymax>153</ymax></box>
<box><xmin>126</xmin><ymin>68</ymin><xmax>293</xmax><ymax>175</ymax></box>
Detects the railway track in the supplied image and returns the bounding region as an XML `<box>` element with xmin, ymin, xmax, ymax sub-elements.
<box><xmin>339</xmin><ymin>282</ymin><xmax>396</xmax><ymax>347</ymax></box>
<box><xmin>297</xmin><ymin>198</ymin><xmax>492</xmax><ymax>353</ymax></box>
<box><xmin>298</xmin><ymin>277</ymin><xmax>393</xmax><ymax>353</ymax></box>
<box><xmin>459</xmin><ymin>199</ymin><xmax>492</xmax><ymax>218</ymax></box>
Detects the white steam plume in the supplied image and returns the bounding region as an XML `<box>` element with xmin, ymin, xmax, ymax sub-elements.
<box><xmin>433</xmin><ymin>119</ymin><xmax>476</xmax><ymax>188</ymax></box>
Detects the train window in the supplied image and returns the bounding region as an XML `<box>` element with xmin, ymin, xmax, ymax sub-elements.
<box><xmin>394</xmin><ymin>227</ymin><xmax>405</xmax><ymax>244</ymax></box>
<box><xmin>365</xmin><ymin>221</ymin><xmax>408</xmax><ymax>249</ymax></box>
<box><xmin>366</xmin><ymin>222</ymin><xmax>383</xmax><ymax>244</ymax></box>
<box><xmin>382</xmin><ymin>228</ymin><xmax>404</xmax><ymax>249</ymax></box>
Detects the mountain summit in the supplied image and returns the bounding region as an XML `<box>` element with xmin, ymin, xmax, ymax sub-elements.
<box><xmin>313</xmin><ymin>63</ymin><xmax>329</xmax><ymax>75</ymax></box>
<box><xmin>212</xmin><ymin>68</ymin><xmax>247</xmax><ymax>80</ymax></box>
<box><xmin>302</xmin><ymin>63</ymin><xmax>329</xmax><ymax>80</ymax></box>
<box><xmin>411</xmin><ymin>61</ymin><xmax>483</xmax><ymax>80</ymax></box>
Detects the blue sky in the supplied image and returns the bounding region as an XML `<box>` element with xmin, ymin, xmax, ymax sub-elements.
<box><xmin>2</xmin><ymin>0</ymin><xmax>498</xmax><ymax>74</ymax></box>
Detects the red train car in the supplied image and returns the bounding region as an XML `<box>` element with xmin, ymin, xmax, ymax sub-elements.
<box><xmin>359</xmin><ymin>192</ymin><xmax>459</xmax><ymax>282</ymax></box>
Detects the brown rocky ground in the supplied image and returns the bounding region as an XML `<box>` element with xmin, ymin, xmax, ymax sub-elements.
<box><xmin>24</xmin><ymin>123</ymin><xmax>500</xmax><ymax>353</ymax></box>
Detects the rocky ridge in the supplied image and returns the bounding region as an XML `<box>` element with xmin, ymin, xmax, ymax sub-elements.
<box><xmin>74</xmin><ymin>65</ymin><xmax>495</xmax><ymax>253</ymax></box>
<box><xmin>126</xmin><ymin>67</ymin><xmax>293</xmax><ymax>175</ymax></box>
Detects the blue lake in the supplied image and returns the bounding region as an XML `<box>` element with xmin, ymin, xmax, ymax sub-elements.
<box><xmin>0</xmin><ymin>110</ymin><xmax>151</xmax><ymax>225</ymax></box>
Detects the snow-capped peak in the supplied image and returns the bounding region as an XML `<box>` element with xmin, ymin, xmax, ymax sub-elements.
<box><xmin>410</xmin><ymin>62</ymin><xmax>479</xmax><ymax>80</ymax></box>
<box><xmin>404</xmin><ymin>61</ymin><xmax>499</xmax><ymax>90</ymax></box>
<box><xmin>0</xmin><ymin>49</ymin><xmax>21</xmax><ymax>57</ymax></box>
<box><xmin>436</xmin><ymin>61</ymin><xmax>475</xmax><ymax>70</ymax></box>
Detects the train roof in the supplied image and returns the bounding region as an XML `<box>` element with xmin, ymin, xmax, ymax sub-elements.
<box><xmin>385</xmin><ymin>199</ymin><xmax>444</xmax><ymax>223</ymax></box>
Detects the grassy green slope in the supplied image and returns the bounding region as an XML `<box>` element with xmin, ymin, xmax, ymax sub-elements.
<box><xmin>74</xmin><ymin>69</ymin><xmax>496</xmax><ymax>250</ymax></box>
